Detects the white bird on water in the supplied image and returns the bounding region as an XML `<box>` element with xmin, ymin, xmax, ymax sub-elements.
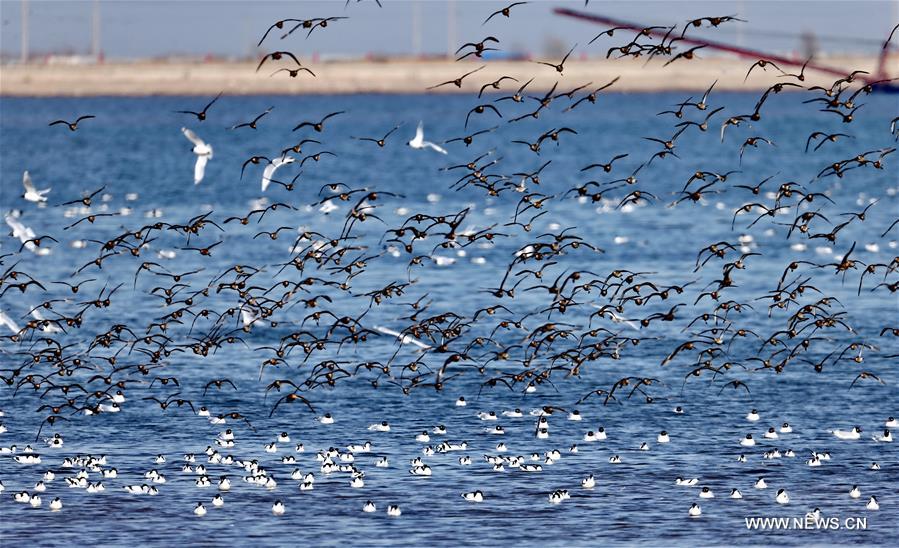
<box><xmin>407</xmin><ymin>121</ymin><xmax>447</xmax><ymax>154</ymax></box>
<box><xmin>22</xmin><ymin>171</ymin><xmax>51</xmax><ymax>203</ymax></box>
<box><xmin>181</xmin><ymin>127</ymin><xmax>213</xmax><ymax>184</ymax></box>
<box><xmin>831</xmin><ymin>426</ymin><xmax>862</xmax><ymax>440</ymax></box>
<box><xmin>261</xmin><ymin>154</ymin><xmax>295</xmax><ymax>192</ymax></box>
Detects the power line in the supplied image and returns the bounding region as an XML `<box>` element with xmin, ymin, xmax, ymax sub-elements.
<box><xmin>412</xmin><ymin>0</ymin><xmax>421</xmax><ymax>57</ymax></box>
<box><xmin>20</xmin><ymin>0</ymin><xmax>28</xmax><ymax>63</ymax></box>
<box><xmin>91</xmin><ymin>0</ymin><xmax>101</xmax><ymax>61</ymax></box>
<box><xmin>446</xmin><ymin>0</ymin><xmax>455</xmax><ymax>59</ymax></box>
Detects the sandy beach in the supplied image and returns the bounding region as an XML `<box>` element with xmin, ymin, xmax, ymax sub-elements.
<box><xmin>1</xmin><ymin>55</ymin><xmax>893</xmax><ymax>96</ymax></box>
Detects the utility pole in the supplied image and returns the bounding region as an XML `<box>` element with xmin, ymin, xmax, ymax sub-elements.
<box><xmin>91</xmin><ymin>0</ymin><xmax>101</xmax><ymax>61</ymax></box>
<box><xmin>446</xmin><ymin>0</ymin><xmax>456</xmax><ymax>59</ymax></box>
<box><xmin>412</xmin><ymin>1</ymin><xmax>422</xmax><ymax>57</ymax></box>
<box><xmin>21</xmin><ymin>0</ymin><xmax>29</xmax><ymax>63</ymax></box>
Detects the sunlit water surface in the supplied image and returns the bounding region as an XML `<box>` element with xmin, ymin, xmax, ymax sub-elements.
<box><xmin>1</xmin><ymin>93</ymin><xmax>897</xmax><ymax>546</ymax></box>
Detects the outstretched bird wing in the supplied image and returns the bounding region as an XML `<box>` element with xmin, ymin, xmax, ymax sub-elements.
<box><xmin>182</xmin><ymin>127</ymin><xmax>206</xmax><ymax>148</ymax></box>
<box><xmin>22</xmin><ymin>171</ymin><xmax>36</xmax><ymax>193</ymax></box>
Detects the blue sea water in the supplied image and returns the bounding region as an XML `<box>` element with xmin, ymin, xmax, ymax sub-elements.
<box><xmin>0</xmin><ymin>92</ymin><xmax>897</xmax><ymax>546</ymax></box>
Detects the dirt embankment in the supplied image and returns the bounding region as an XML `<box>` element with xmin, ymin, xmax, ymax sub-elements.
<box><xmin>1</xmin><ymin>56</ymin><xmax>891</xmax><ymax>96</ymax></box>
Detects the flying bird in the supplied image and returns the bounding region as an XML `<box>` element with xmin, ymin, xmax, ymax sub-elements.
<box><xmin>256</xmin><ymin>51</ymin><xmax>302</xmax><ymax>73</ymax></box>
<box><xmin>21</xmin><ymin>171</ymin><xmax>50</xmax><ymax>203</ymax></box>
<box><xmin>483</xmin><ymin>2</ymin><xmax>528</xmax><ymax>25</ymax></box>
<box><xmin>175</xmin><ymin>92</ymin><xmax>222</xmax><ymax>121</ymax></box>
<box><xmin>48</xmin><ymin>115</ymin><xmax>95</xmax><ymax>131</ymax></box>
<box><xmin>534</xmin><ymin>44</ymin><xmax>576</xmax><ymax>74</ymax></box>
<box><xmin>230</xmin><ymin>107</ymin><xmax>274</xmax><ymax>130</ymax></box>
<box><xmin>407</xmin><ymin>122</ymin><xmax>447</xmax><ymax>154</ymax></box>
<box><xmin>261</xmin><ymin>154</ymin><xmax>296</xmax><ymax>192</ymax></box>
<box><xmin>352</xmin><ymin>125</ymin><xmax>402</xmax><ymax>147</ymax></box>
<box><xmin>293</xmin><ymin>111</ymin><xmax>345</xmax><ymax>132</ymax></box>
<box><xmin>0</xmin><ymin>309</ymin><xmax>21</xmax><ymax>334</ymax></box>
<box><xmin>5</xmin><ymin>214</ymin><xmax>50</xmax><ymax>255</ymax></box>
<box><xmin>427</xmin><ymin>66</ymin><xmax>485</xmax><ymax>90</ymax></box>
<box><xmin>181</xmin><ymin>127</ymin><xmax>213</xmax><ymax>184</ymax></box>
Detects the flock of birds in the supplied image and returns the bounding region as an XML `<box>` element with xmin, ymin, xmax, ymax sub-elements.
<box><xmin>2</xmin><ymin>1</ymin><xmax>898</xmax><ymax>531</ymax></box>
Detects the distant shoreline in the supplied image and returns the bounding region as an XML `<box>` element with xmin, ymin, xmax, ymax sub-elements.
<box><xmin>1</xmin><ymin>56</ymin><xmax>892</xmax><ymax>97</ymax></box>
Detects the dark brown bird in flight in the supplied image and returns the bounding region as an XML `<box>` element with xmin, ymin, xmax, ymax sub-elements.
<box><xmin>483</xmin><ymin>2</ymin><xmax>528</xmax><ymax>25</ymax></box>
<box><xmin>175</xmin><ymin>92</ymin><xmax>222</xmax><ymax>121</ymax></box>
<box><xmin>535</xmin><ymin>44</ymin><xmax>577</xmax><ymax>74</ymax></box>
<box><xmin>48</xmin><ymin>115</ymin><xmax>95</xmax><ymax>131</ymax></box>
<box><xmin>230</xmin><ymin>107</ymin><xmax>274</xmax><ymax>130</ymax></box>
<box><xmin>256</xmin><ymin>51</ymin><xmax>303</xmax><ymax>73</ymax></box>
<box><xmin>293</xmin><ymin>111</ymin><xmax>346</xmax><ymax>132</ymax></box>
<box><xmin>427</xmin><ymin>66</ymin><xmax>486</xmax><ymax>90</ymax></box>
